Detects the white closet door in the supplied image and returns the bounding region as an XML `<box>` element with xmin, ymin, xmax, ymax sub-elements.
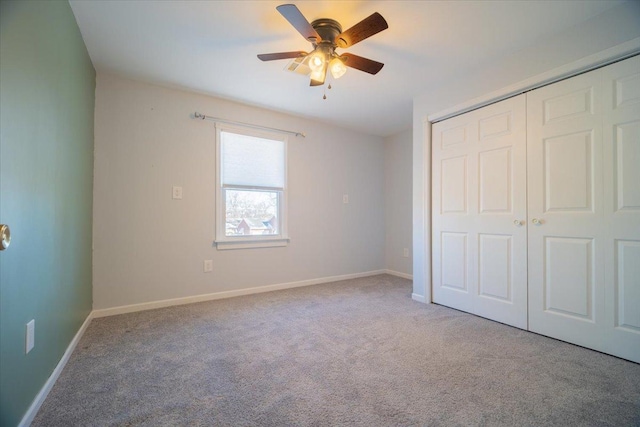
<box><xmin>602</xmin><ymin>56</ymin><xmax>640</xmax><ymax>363</ymax></box>
<box><xmin>432</xmin><ymin>95</ymin><xmax>527</xmax><ymax>329</ymax></box>
<box><xmin>527</xmin><ymin>69</ymin><xmax>607</xmax><ymax>351</ymax></box>
<box><xmin>528</xmin><ymin>56</ymin><xmax>640</xmax><ymax>363</ymax></box>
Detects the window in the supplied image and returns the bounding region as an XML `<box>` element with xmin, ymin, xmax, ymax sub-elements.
<box><xmin>215</xmin><ymin>124</ymin><xmax>288</xmax><ymax>249</ymax></box>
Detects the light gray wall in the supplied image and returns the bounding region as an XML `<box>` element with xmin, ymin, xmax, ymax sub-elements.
<box><xmin>0</xmin><ymin>1</ymin><xmax>95</xmax><ymax>425</ymax></box>
<box><xmin>93</xmin><ymin>74</ymin><xmax>385</xmax><ymax>310</ymax></box>
<box><xmin>412</xmin><ymin>1</ymin><xmax>640</xmax><ymax>300</ymax></box>
<box><xmin>384</xmin><ymin>130</ymin><xmax>412</xmax><ymax>277</ymax></box>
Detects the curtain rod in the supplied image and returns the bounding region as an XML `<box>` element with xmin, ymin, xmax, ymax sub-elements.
<box><xmin>193</xmin><ymin>112</ymin><xmax>306</xmax><ymax>138</ymax></box>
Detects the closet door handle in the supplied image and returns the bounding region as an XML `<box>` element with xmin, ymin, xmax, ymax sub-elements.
<box><xmin>0</xmin><ymin>224</ymin><xmax>10</xmax><ymax>250</ymax></box>
<box><xmin>513</xmin><ymin>220</ymin><xmax>522</xmax><ymax>226</ymax></box>
<box><xmin>532</xmin><ymin>218</ymin><xmax>542</xmax><ymax>225</ymax></box>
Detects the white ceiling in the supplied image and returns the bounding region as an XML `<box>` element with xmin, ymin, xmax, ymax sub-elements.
<box><xmin>69</xmin><ymin>0</ymin><xmax>624</xmax><ymax>137</ymax></box>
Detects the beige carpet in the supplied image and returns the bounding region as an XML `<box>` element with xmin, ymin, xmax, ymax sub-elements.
<box><xmin>33</xmin><ymin>275</ymin><xmax>640</xmax><ymax>426</ymax></box>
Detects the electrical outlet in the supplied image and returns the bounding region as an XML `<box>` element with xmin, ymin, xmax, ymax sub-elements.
<box><xmin>203</xmin><ymin>260</ymin><xmax>213</xmax><ymax>272</ymax></box>
<box><xmin>172</xmin><ymin>186</ymin><xmax>183</xmax><ymax>200</ymax></box>
<box><xmin>343</xmin><ymin>194</ymin><xmax>349</xmax><ymax>204</ymax></box>
<box><xmin>26</xmin><ymin>319</ymin><xmax>35</xmax><ymax>354</ymax></box>
<box><xmin>403</xmin><ymin>248</ymin><xmax>409</xmax><ymax>258</ymax></box>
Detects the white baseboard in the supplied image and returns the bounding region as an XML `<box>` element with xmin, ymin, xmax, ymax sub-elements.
<box><xmin>19</xmin><ymin>311</ymin><xmax>94</xmax><ymax>427</ymax></box>
<box><xmin>93</xmin><ymin>270</ymin><xmax>388</xmax><ymax>318</ymax></box>
<box><xmin>384</xmin><ymin>269</ymin><xmax>413</xmax><ymax>280</ymax></box>
<box><xmin>412</xmin><ymin>293</ymin><xmax>427</xmax><ymax>303</ymax></box>
<box><xmin>385</xmin><ymin>271</ymin><xmax>425</xmax><ymax>302</ymax></box>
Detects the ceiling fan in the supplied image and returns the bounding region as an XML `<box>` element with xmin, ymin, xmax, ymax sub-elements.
<box><xmin>258</xmin><ymin>4</ymin><xmax>388</xmax><ymax>87</ymax></box>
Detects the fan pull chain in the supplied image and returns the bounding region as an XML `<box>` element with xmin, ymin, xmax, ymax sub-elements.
<box><xmin>322</xmin><ymin>83</ymin><xmax>332</xmax><ymax>100</ymax></box>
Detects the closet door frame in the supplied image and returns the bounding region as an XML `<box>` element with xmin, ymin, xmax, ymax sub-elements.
<box><xmin>426</xmin><ymin>54</ymin><xmax>640</xmax><ymax>363</ymax></box>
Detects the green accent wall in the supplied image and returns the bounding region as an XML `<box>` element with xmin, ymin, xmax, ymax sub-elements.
<box><xmin>0</xmin><ymin>1</ymin><xmax>95</xmax><ymax>425</ymax></box>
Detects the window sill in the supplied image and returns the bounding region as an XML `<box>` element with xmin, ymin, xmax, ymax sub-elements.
<box><xmin>215</xmin><ymin>237</ymin><xmax>290</xmax><ymax>250</ymax></box>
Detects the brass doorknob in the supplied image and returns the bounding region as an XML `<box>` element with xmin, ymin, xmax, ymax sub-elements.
<box><xmin>1</xmin><ymin>224</ymin><xmax>10</xmax><ymax>250</ymax></box>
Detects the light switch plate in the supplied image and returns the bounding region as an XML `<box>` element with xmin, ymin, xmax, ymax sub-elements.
<box><xmin>204</xmin><ymin>260</ymin><xmax>213</xmax><ymax>272</ymax></box>
<box><xmin>343</xmin><ymin>194</ymin><xmax>349</xmax><ymax>204</ymax></box>
<box><xmin>172</xmin><ymin>186</ymin><xmax>183</xmax><ymax>200</ymax></box>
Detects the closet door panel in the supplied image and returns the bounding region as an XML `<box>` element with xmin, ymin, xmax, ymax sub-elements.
<box><xmin>527</xmin><ymin>69</ymin><xmax>607</xmax><ymax>351</ymax></box>
<box><xmin>441</xmin><ymin>156</ymin><xmax>468</xmax><ymax>214</ymax></box>
<box><xmin>433</xmin><ymin>95</ymin><xmax>527</xmax><ymax>328</ymax></box>
<box><xmin>479</xmin><ymin>147</ymin><xmax>512</xmax><ymax>213</ymax></box>
<box><xmin>614</xmin><ymin>121</ymin><xmax>640</xmax><ymax>210</ymax></box>
<box><xmin>441</xmin><ymin>232</ymin><xmax>469</xmax><ymax>292</ymax></box>
<box><xmin>602</xmin><ymin>55</ymin><xmax>640</xmax><ymax>363</ymax></box>
<box><xmin>543</xmin><ymin>130</ymin><xmax>594</xmax><ymax>212</ymax></box>
<box><xmin>544</xmin><ymin>236</ymin><xmax>594</xmax><ymax>320</ymax></box>
<box><xmin>478</xmin><ymin>233</ymin><xmax>512</xmax><ymax>302</ymax></box>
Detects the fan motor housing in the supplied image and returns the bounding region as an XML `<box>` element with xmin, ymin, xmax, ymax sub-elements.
<box><xmin>310</xmin><ymin>18</ymin><xmax>342</xmax><ymax>45</ymax></box>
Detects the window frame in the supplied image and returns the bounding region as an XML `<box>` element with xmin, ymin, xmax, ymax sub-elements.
<box><xmin>214</xmin><ymin>123</ymin><xmax>289</xmax><ymax>250</ymax></box>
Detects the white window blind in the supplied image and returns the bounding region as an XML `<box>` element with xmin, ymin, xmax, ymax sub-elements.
<box><xmin>221</xmin><ymin>131</ymin><xmax>285</xmax><ymax>189</ymax></box>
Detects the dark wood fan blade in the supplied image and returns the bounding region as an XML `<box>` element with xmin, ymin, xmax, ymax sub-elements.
<box><xmin>258</xmin><ymin>51</ymin><xmax>307</xmax><ymax>61</ymax></box>
<box><xmin>276</xmin><ymin>4</ymin><xmax>320</xmax><ymax>42</ymax></box>
<box><xmin>341</xmin><ymin>53</ymin><xmax>384</xmax><ymax>75</ymax></box>
<box><xmin>335</xmin><ymin>12</ymin><xmax>388</xmax><ymax>48</ymax></box>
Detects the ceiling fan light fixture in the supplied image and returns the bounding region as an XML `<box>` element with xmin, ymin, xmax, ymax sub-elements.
<box><xmin>308</xmin><ymin>50</ymin><xmax>326</xmax><ymax>72</ymax></box>
<box><xmin>258</xmin><ymin>5</ymin><xmax>388</xmax><ymax>88</ymax></box>
<box><xmin>310</xmin><ymin>60</ymin><xmax>328</xmax><ymax>86</ymax></box>
<box><xmin>329</xmin><ymin>57</ymin><xmax>347</xmax><ymax>79</ymax></box>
